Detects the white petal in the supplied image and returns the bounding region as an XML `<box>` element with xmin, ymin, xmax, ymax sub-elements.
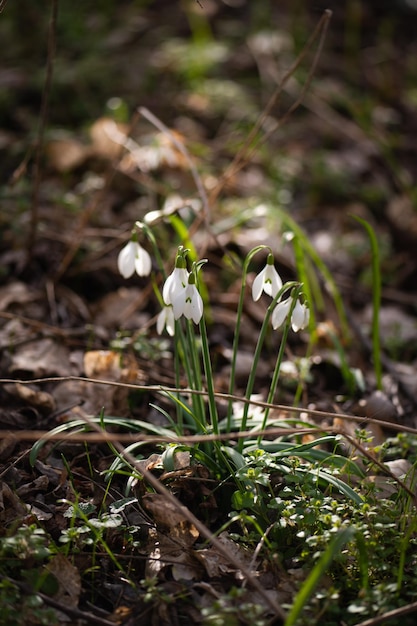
<box><xmin>190</xmin><ymin>289</ymin><xmax>204</xmax><ymax>324</ymax></box>
<box><xmin>165</xmin><ymin>307</ymin><xmax>175</xmax><ymax>335</ymax></box>
<box><xmin>182</xmin><ymin>285</ymin><xmax>195</xmax><ymax>321</ymax></box>
<box><xmin>157</xmin><ymin>307</ymin><xmax>175</xmax><ymax>335</ymax></box>
<box><xmin>172</xmin><ymin>290</ymin><xmax>186</xmax><ymax>320</ymax></box>
<box><xmin>252</xmin><ymin>267</ymin><xmax>267</xmax><ymax>301</ymax></box>
<box><xmin>117</xmin><ymin>241</ymin><xmax>136</xmax><ymax>279</ymax></box>
<box><xmin>291</xmin><ymin>300</ymin><xmax>309</xmax><ymax>332</ymax></box>
<box><xmin>162</xmin><ymin>274</ymin><xmax>175</xmax><ymax>305</ymax></box>
<box><xmin>271</xmin><ymin>298</ymin><xmax>291</xmax><ymax>330</ymax></box>
<box><xmin>134</xmin><ymin>244</ymin><xmax>152</xmax><ymax>276</ymax></box>
<box><xmin>265</xmin><ymin>265</ymin><xmax>283</xmax><ymax>298</ymax></box>
<box><xmin>156</xmin><ymin>309</ymin><xmax>166</xmax><ymax>335</ymax></box>
<box><xmin>180</xmin><ymin>285</ymin><xmax>203</xmax><ymax>324</ymax></box>
<box><xmin>163</xmin><ymin>268</ymin><xmax>188</xmax><ymax>305</ymax></box>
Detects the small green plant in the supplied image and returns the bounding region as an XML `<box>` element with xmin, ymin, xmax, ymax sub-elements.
<box><xmin>201</xmin><ymin>586</ymin><xmax>268</xmax><ymax>626</ymax></box>
<box><xmin>0</xmin><ymin>526</ymin><xmax>58</xmax><ymax>626</ymax></box>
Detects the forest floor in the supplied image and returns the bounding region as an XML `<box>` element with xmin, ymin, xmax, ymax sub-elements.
<box><xmin>1</xmin><ymin>1</ymin><xmax>417</xmax><ymax>625</ymax></box>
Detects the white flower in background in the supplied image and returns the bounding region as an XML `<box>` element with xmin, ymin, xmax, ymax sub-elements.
<box><xmin>118</xmin><ymin>239</ymin><xmax>152</xmax><ymax>278</ymax></box>
<box><xmin>252</xmin><ymin>253</ymin><xmax>283</xmax><ymax>301</ymax></box>
<box><xmin>172</xmin><ymin>274</ymin><xmax>204</xmax><ymax>324</ymax></box>
<box><xmin>162</xmin><ymin>265</ymin><xmax>189</xmax><ymax>305</ymax></box>
<box><xmin>156</xmin><ymin>306</ymin><xmax>175</xmax><ymax>336</ymax></box>
<box><xmin>271</xmin><ymin>296</ymin><xmax>309</xmax><ymax>332</ymax></box>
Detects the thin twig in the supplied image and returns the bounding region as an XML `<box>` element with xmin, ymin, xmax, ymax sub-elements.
<box><xmin>342</xmin><ymin>431</ymin><xmax>417</xmax><ymax>507</ymax></box>
<box><xmin>0</xmin><ymin>427</ymin><xmax>325</xmax><ymax>444</ymax></box>
<box><xmin>26</xmin><ymin>0</ymin><xmax>58</xmax><ymax>264</ymax></box>
<box><xmin>8</xmin><ymin>578</ymin><xmax>116</xmax><ymax>626</ymax></box>
<box><xmin>353</xmin><ymin>600</ymin><xmax>417</xmax><ymax>626</ymax></box>
<box><xmin>1</xmin><ymin>375</ymin><xmax>417</xmax><ymax>438</ymax></box>
<box><xmin>139</xmin><ymin>107</ymin><xmax>211</xmax><ymax>230</ymax></box>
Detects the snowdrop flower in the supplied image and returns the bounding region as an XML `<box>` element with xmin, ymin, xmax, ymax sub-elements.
<box><xmin>252</xmin><ymin>253</ymin><xmax>283</xmax><ymax>301</ymax></box>
<box><xmin>156</xmin><ymin>305</ymin><xmax>175</xmax><ymax>336</ymax></box>
<box><xmin>172</xmin><ymin>273</ymin><xmax>204</xmax><ymax>324</ymax></box>
<box><xmin>162</xmin><ymin>258</ymin><xmax>189</xmax><ymax>305</ymax></box>
<box><xmin>271</xmin><ymin>297</ymin><xmax>309</xmax><ymax>332</ymax></box>
<box><xmin>118</xmin><ymin>238</ymin><xmax>152</xmax><ymax>278</ymax></box>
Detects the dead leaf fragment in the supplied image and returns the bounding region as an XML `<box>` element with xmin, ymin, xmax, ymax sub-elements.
<box><xmin>83</xmin><ymin>350</ymin><xmax>122</xmax><ymax>379</ymax></box>
<box><xmin>90</xmin><ymin>116</ymin><xmax>128</xmax><ymax>160</ymax></box>
<box><xmin>13</xmin><ymin>383</ymin><xmax>56</xmax><ymax>413</ymax></box>
<box><xmin>46</xmin><ymin>553</ymin><xmax>81</xmax><ymax>608</ymax></box>
<box><xmin>46</xmin><ymin>137</ymin><xmax>91</xmax><ymax>172</ymax></box>
<box><xmin>195</xmin><ymin>533</ymin><xmax>255</xmax><ymax>580</ymax></box>
<box><xmin>0</xmin><ymin>481</ymin><xmax>27</xmax><ymax>524</ymax></box>
<box><xmin>10</xmin><ymin>338</ymin><xmax>71</xmax><ymax>377</ymax></box>
<box><xmin>142</xmin><ymin>493</ymin><xmax>199</xmax><ymax>545</ymax></box>
<box><xmin>0</xmin><ymin>281</ymin><xmax>34</xmax><ymax>309</ymax></box>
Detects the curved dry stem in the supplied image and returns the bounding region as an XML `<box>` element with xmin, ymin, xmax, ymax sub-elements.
<box><xmin>209</xmin><ymin>9</ymin><xmax>333</xmax><ymax>205</ymax></box>
<box><xmin>1</xmin><ymin>375</ymin><xmax>416</xmax><ymax>436</ymax></box>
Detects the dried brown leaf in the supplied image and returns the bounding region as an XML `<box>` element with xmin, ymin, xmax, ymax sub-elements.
<box><xmin>46</xmin><ymin>553</ymin><xmax>81</xmax><ymax>608</ymax></box>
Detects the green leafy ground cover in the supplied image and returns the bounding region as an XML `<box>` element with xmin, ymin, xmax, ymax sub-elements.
<box><xmin>1</xmin><ymin>1</ymin><xmax>417</xmax><ymax>624</ymax></box>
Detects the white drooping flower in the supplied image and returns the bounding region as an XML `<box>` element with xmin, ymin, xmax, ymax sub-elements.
<box><xmin>118</xmin><ymin>239</ymin><xmax>152</xmax><ymax>278</ymax></box>
<box><xmin>252</xmin><ymin>253</ymin><xmax>283</xmax><ymax>301</ymax></box>
<box><xmin>172</xmin><ymin>273</ymin><xmax>204</xmax><ymax>324</ymax></box>
<box><xmin>162</xmin><ymin>264</ymin><xmax>189</xmax><ymax>305</ymax></box>
<box><xmin>156</xmin><ymin>306</ymin><xmax>175</xmax><ymax>336</ymax></box>
<box><xmin>271</xmin><ymin>297</ymin><xmax>309</xmax><ymax>332</ymax></box>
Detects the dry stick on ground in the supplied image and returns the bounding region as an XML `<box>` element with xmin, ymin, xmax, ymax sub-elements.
<box><xmin>81</xmin><ymin>413</ymin><xmax>288</xmax><ymax>622</ymax></box>
<box><xmin>6</xmin><ymin>421</ymin><xmax>416</xmax><ymax>504</ymax></box>
<box><xmin>0</xmin><ymin>427</ymin><xmax>330</xmax><ymax>444</ymax></box>
<box><xmin>25</xmin><ymin>0</ymin><xmax>58</xmax><ymax>265</ymax></box>
<box><xmin>2</xmin><ymin>375</ymin><xmax>417</xmax><ymax>438</ymax></box>
<box><xmin>208</xmin><ymin>9</ymin><xmax>333</xmax><ymax>207</ymax></box>
<box><xmin>8</xmin><ymin>578</ymin><xmax>116</xmax><ymax>626</ymax></box>
<box><xmin>353</xmin><ymin>601</ymin><xmax>417</xmax><ymax>626</ymax></box>
<box><xmin>137</xmin><ymin>105</ymin><xmax>229</xmax><ymax>261</ymax></box>
<box><xmin>4</xmin><ymin>374</ymin><xmax>417</xmax><ymax>502</ymax></box>
<box><xmin>139</xmin><ymin>107</ymin><xmax>212</xmax><ymax>231</ymax></box>
<box><xmin>5</xmin><ymin>417</ymin><xmax>417</xmax><ymax>504</ymax></box>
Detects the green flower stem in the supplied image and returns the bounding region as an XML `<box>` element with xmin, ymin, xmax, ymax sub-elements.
<box><xmin>276</xmin><ymin>208</ymin><xmax>350</xmax><ymax>340</ymax></box>
<box><xmin>185</xmin><ymin>319</ymin><xmax>207</xmax><ymax>431</ymax></box>
<box><xmin>352</xmin><ymin>215</ymin><xmax>382</xmax><ymax>390</ymax></box>
<box><xmin>227</xmin><ymin>245</ymin><xmax>269</xmax><ymax>431</ymax></box>
<box><xmin>238</xmin><ymin>282</ymin><xmax>299</xmax><ymax>453</ymax></box>
<box><xmin>199</xmin><ymin>314</ymin><xmax>219</xmax><ymax>435</ymax></box>
<box><xmin>173</xmin><ymin>326</ymin><xmax>183</xmax><ymax>434</ymax></box>
<box><xmin>136</xmin><ymin>221</ymin><xmax>165</xmax><ymax>278</ymax></box>
<box><xmin>292</xmin><ymin>235</ymin><xmax>320</xmax><ymax>330</ymax></box>
<box><xmin>175</xmin><ymin>320</ymin><xmax>205</xmax><ymax>434</ymax></box>
<box><xmin>258</xmin><ymin>285</ymin><xmax>303</xmax><ymax>445</ymax></box>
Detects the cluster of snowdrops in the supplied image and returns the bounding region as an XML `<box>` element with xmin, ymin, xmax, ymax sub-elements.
<box><xmin>117</xmin><ymin>225</ymin><xmax>310</xmax><ymax>336</ymax></box>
